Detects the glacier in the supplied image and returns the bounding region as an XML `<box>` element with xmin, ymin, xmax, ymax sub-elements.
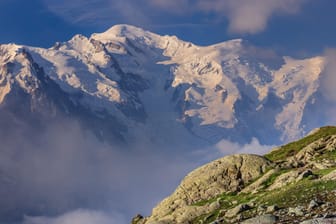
<box><xmin>0</xmin><ymin>24</ymin><xmax>328</xmax><ymax>145</ymax></box>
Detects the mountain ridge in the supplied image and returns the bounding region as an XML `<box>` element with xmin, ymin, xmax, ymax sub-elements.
<box><xmin>0</xmin><ymin>24</ymin><xmax>330</xmax><ymax>146</ymax></box>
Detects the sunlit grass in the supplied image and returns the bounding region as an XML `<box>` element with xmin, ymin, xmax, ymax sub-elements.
<box><xmin>265</xmin><ymin>126</ymin><xmax>336</xmax><ymax>161</ymax></box>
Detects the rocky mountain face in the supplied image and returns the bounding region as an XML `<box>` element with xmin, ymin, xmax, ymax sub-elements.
<box><xmin>0</xmin><ymin>24</ymin><xmax>331</xmax><ymax>146</ymax></box>
<box><xmin>134</xmin><ymin>126</ymin><xmax>336</xmax><ymax>224</ymax></box>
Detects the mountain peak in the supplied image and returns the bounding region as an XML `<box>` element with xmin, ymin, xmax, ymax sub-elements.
<box><xmin>91</xmin><ymin>24</ymin><xmax>159</xmax><ymax>43</ymax></box>
<box><xmin>0</xmin><ymin>43</ymin><xmax>23</xmax><ymax>58</ymax></box>
<box><xmin>105</xmin><ymin>24</ymin><xmax>147</xmax><ymax>36</ymax></box>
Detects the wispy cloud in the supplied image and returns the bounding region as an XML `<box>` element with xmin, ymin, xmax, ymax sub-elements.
<box><xmin>197</xmin><ymin>0</ymin><xmax>307</xmax><ymax>34</ymax></box>
<box><xmin>318</xmin><ymin>49</ymin><xmax>336</xmax><ymax>124</ymax></box>
<box><xmin>42</xmin><ymin>0</ymin><xmax>150</xmax><ymax>27</ymax></box>
<box><xmin>191</xmin><ymin>137</ymin><xmax>275</xmax><ymax>162</ymax></box>
<box><xmin>215</xmin><ymin>137</ymin><xmax>276</xmax><ymax>155</ymax></box>
<box><xmin>0</xmin><ymin>107</ymin><xmax>277</xmax><ymax>223</ymax></box>
<box><xmin>23</xmin><ymin>209</ymin><xmax>124</xmax><ymax>224</ymax></box>
<box><xmin>150</xmin><ymin>0</ymin><xmax>307</xmax><ymax>34</ymax></box>
<box><xmin>0</xmin><ymin>116</ymin><xmax>201</xmax><ymax>223</ymax></box>
<box><xmin>18</xmin><ymin>138</ymin><xmax>274</xmax><ymax>224</ymax></box>
<box><xmin>42</xmin><ymin>0</ymin><xmax>308</xmax><ymax>34</ymax></box>
<box><xmin>321</xmin><ymin>49</ymin><xmax>336</xmax><ymax>102</ymax></box>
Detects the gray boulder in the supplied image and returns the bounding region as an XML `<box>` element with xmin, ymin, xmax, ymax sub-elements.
<box><xmin>300</xmin><ymin>218</ymin><xmax>336</xmax><ymax>224</ymax></box>
<box><xmin>225</xmin><ymin>204</ymin><xmax>250</xmax><ymax>218</ymax></box>
<box><xmin>240</xmin><ymin>214</ymin><xmax>278</xmax><ymax>224</ymax></box>
<box><xmin>146</xmin><ymin>154</ymin><xmax>272</xmax><ymax>223</ymax></box>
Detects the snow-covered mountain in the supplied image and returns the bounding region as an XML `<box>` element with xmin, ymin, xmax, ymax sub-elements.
<box><xmin>0</xmin><ymin>24</ymin><xmax>329</xmax><ymax>146</ymax></box>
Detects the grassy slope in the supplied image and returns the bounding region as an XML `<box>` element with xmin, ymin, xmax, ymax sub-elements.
<box><xmin>265</xmin><ymin>126</ymin><xmax>336</xmax><ymax>162</ymax></box>
<box><xmin>190</xmin><ymin>126</ymin><xmax>336</xmax><ymax>223</ymax></box>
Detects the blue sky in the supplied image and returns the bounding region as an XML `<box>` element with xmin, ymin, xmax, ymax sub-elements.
<box><xmin>0</xmin><ymin>0</ymin><xmax>335</xmax><ymax>56</ymax></box>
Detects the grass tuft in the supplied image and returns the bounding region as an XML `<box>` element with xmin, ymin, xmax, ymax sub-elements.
<box><xmin>265</xmin><ymin>126</ymin><xmax>336</xmax><ymax>161</ymax></box>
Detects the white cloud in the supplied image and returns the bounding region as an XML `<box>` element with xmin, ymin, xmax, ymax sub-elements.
<box><xmin>191</xmin><ymin>137</ymin><xmax>276</xmax><ymax>163</ymax></box>
<box><xmin>23</xmin><ymin>209</ymin><xmax>124</xmax><ymax>224</ymax></box>
<box><xmin>318</xmin><ymin>49</ymin><xmax>336</xmax><ymax>124</ymax></box>
<box><xmin>197</xmin><ymin>0</ymin><xmax>307</xmax><ymax>34</ymax></box>
<box><xmin>321</xmin><ymin>49</ymin><xmax>336</xmax><ymax>102</ymax></box>
<box><xmin>0</xmin><ymin>118</ymin><xmax>200</xmax><ymax>223</ymax></box>
<box><xmin>42</xmin><ymin>0</ymin><xmax>308</xmax><ymax>34</ymax></box>
<box><xmin>42</xmin><ymin>0</ymin><xmax>150</xmax><ymax>27</ymax></box>
<box><xmin>216</xmin><ymin>137</ymin><xmax>275</xmax><ymax>155</ymax></box>
<box><xmin>149</xmin><ymin>0</ymin><xmax>191</xmax><ymax>14</ymax></box>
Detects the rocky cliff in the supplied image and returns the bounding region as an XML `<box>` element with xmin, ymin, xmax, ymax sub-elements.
<box><xmin>134</xmin><ymin>126</ymin><xmax>336</xmax><ymax>224</ymax></box>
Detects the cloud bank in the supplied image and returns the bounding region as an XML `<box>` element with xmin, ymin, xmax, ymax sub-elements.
<box><xmin>0</xmin><ymin>109</ymin><xmax>276</xmax><ymax>223</ymax></box>
<box><xmin>198</xmin><ymin>0</ymin><xmax>307</xmax><ymax>34</ymax></box>
<box><xmin>321</xmin><ymin>49</ymin><xmax>336</xmax><ymax>103</ymax></box>
<box><xmin>319</xmin><ymin>49</ymin><xmax>336</xmax><ymax>124</ymax></box>
<box><xmin>42</xmin><ymin>0</ymin><xmax>308</xmax><ymax>34</ymax></box>
<box><xmin>0</xmin><ymin>117</ymin><xmax>201</xmax><ymax>223</ymax></box>
<box><xmin>24</xmin><ymin>210</ymin><xmax>123</xmax><ymax>224</ymax></box>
